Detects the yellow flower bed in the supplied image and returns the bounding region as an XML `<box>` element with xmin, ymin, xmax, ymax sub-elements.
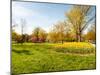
<box><xmin>53</xmin><ymin>42</ymin><xmax>95</xmax><ymax>54</ymax></box>
<box><xmin>54</xmin><ymin>42</ymin><xmax>94</xmax><ymax>49</ymax></box>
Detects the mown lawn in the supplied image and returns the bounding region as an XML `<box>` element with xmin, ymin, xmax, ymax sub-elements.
<box><xmin>12</xmin><ymin>42</ymin><xmax>96</xmax><ymax>75</ymax></box>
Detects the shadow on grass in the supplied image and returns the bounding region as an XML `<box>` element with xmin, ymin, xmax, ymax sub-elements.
<box><xmin>12</xmin><ymin>49</ymin><xmax>32</xmax><ymax>55</ymax></box>
<box><xmin>11</xmin><ymin>73</ymin><xmax>18</xmax><ymax>75</ymax></box>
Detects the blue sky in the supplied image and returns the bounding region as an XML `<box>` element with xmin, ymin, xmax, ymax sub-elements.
<box><xmin>12</xmin><ymin>1</ymin><xmax>95</xmax><ymax>34</ymax></box>
<box><xmin>12</xmin><ymin>1</ymin><xmax>72</xmax><ymax>34</ymax></box>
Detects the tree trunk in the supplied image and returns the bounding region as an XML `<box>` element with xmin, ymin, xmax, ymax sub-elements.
<box><xmin>78</xmin><ymin>32</ymin><xmax>82</xmax><ymax>42</ymax></box>
<box><xmin>76</xmin><ymin>32</ymin><xmax>78</xmax><ymax>42</ymax></box>
<box><xmin>78</xmin><ymin>34</ymin><xmax>81</xmax><ymax>42</ymax></box>
<box><xmin>62</xmin><ymin>40</ymin><xmax>63</xmax><ymax>44</ymax></box>
<box><xmin>76</xmin><ymin>32</ymin><xmax>82</xmax><ymax>42</ymax></box>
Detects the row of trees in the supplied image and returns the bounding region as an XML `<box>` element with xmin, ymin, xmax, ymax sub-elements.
<box><xmin>12</xmin><ymin>5</ymin><xmax>96</xmax><ymax>44</ymax></box>
<box><xmin>12</xmin><ymin>24</ymin><xmax>95</xmax><ymax>43</ymax></box>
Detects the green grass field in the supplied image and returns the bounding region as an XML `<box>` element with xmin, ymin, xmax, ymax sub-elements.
<box><xmin>12</xmin><ymin>43</ymin><xmax>96</xmax><ymax>75</ymax></box>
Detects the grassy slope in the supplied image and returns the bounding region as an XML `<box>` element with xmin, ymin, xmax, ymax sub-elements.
<box><xmin>12</xmin><ymin>43</ymin><xmax>96</xmax><ymax>74</ymax></box>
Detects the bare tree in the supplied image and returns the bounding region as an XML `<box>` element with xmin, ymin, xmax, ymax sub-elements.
<box><xmin>66</xmin><ymin>5</ymin><xmax>96</xmax><ymax>42</ymax></box>
<box><xmin>20</xmin><ymin>19</ymin><xmax>26</xmax><ymax>44</ymax></box>
<box><xmin>48</xmin><ymin>21</ymin><xmax>70</xmax><ymax>43</ymax></box>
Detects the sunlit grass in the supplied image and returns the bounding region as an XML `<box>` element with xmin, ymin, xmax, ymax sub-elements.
<box><xmin>12</xmin><ymin>42</ymin><xmax>96</xmax><ymax>75</ymax></box>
